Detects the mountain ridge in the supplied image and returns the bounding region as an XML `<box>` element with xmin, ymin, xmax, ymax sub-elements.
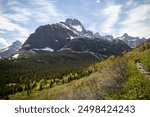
<box><xmin>0</xmin><ymin>18</ymin><xmax>147</xmax><ymax>58</ymax></box>
<box><xmin>22</xmin><ymin>18</ymin><xmax>131</xmax><ymax>57</ymax></box>
<box><xmin>0</xmin><ymin>40</ymin><xmax>22</xmax><ymax>58</ymax></box>
<box><xmin>117</xmin><ymin>33</ymin><xmax>147</xmax><ymax>48</ymax></box>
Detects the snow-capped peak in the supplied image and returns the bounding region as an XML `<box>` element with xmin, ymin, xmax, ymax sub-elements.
<box><xmin>0</xmin><ymin>40</ymin><xmax>22</xmax><ymax>58</ymax></box>
<box><xmin>116</xmin><ymin>33</ymin><xmax>147</xmax><ymax>48</ymax></box>
<box><xmin>59</xmin><ymin>22</ymin><xmax>71</xmax><ymax>30</ymax></box>
<box><xmin>72</xmin><ymin>25</ymin><xmax>83</xmax><ymax>32</ymax></box>
<box><xmin>59</xmin><ymin>22</ymin><xmax>79</xmax><ymax>35</ymax></box>
<box><xmin>11</xmin><ymin>41</ymin><xmax>22</xmax><ymax>50</ymax></box>
<box><xmin>65</xmin><ymin>18</ymin><xmax>86</xmax><ymax>33</ymax></box>
<box><xmin>65</xmin><ymin>18</ymin><xmax>82</xmax><ymax>26</ymax></box>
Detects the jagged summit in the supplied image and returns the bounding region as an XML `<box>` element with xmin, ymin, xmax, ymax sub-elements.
<box><xmin>21</xmin><ymin>18</ymin><xmax>131</xmax><ymax>57</ymax></box>
<box><xmin>21</xmin><ymin>18</ymin><xmax>147</xmax><ymax>56</ymax></box>
<box><xmin>123</xmin><ymin>33</ymin><xmax>128</xmax><ymax>37</ymax></box>
<box><xmin>11</xmin><ymin>40</ymin><xmax>22</xmax><ymax>49</ymax></box>
<box><xmin>65</xmin><ymin>18</ymin><xmax>82</xmax><ymax>26</ymax></box>
<box><xmin>117</xmin><ymin>33</ymin><xmax>147</xmax><ymax>48</ymax></box>
<box><xmin>65</xmin><ymin>18</ymin><xmax>86</xmax><ymax>33</ymax></box>
<box><xmin>94</xmin><ymin>32</ymin><xmax>101</xmax><ymax>38</ymax></box>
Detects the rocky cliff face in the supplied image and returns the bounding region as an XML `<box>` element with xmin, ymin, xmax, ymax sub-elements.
<box><xmin>64</xmin><ymin>37</ymin><xmax>131</xmax><ymax>56</ymax></box>
<box><xmin>22</xmin><ymin>23</ymin><xmax>78</xmax><ymax>51</ymax></box>
<box><xmin>22</xmin><ymin>19</ymin><xmax>132</xmax><ymax>57</ymax></box>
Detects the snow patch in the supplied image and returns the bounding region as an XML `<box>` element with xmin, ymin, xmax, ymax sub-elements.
<box><xmin>59</xmin><ymin>23</ymin><xmax>79</xmax><ymax>35</ymax></box>
<box><xmin>12</xmin><ymin>54</ymin><xmax>19</xmax><ymax>59</ymax></box>
<box><xmin>42</xmin><ymin>47</ymin><xmax>54</xmax><ymax>51</ymax></box>
<box><xmin>118</xmin><ymin>37</ymin><xmax>125</xmax><ymax>40</ymax></box>
<box><xmin>0</xmin><ymin>48</ymin><xmax>9</xmax><ymax>52</ymax></box>
<box><xmin>72</xmin><ymin>25</ymin><xmax>83</xmax><ymax>32</ymax></box>
<box><xmin>131</xmin><ymin>39</ymin><xmax>137</xmax><ymax>41</ymax></box>
<box><xmin>70</xmin><ymin>36</ymin><xmax>77</xmax><ymax>40</ymax></box>
<box><xmin>33</xmin><ymin>47</ymin><xmax>54</xmax><ymax>52</ymax></box>
<box><xmin>59</xmin><ymin>23</ymin><xmax>71</xmax><ymax>30</ymax></box>
<box><xmin>11</xmin><ymin>47</ymin><xmax>18</xmax><ymax>51</ymax></box>
<box><xmin>59</xmin><ymin>47</ymin><xmax>65</xmax><ymax>51</ymax></box>
<box><xmin>85</xmin><ymin>34</ymin><xmax>92</xmax><ymax>38</ymax></box>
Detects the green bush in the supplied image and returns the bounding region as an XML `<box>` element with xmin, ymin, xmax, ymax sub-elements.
<box><xmin>121</xmin><ymin>60</ymin><xmax>150</xmax><ymax>99</ymax></box>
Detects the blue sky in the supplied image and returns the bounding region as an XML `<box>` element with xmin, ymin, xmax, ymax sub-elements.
<box><xmin>0</xmin><ymin>0</ymin><xmax>150</xmax><ymax>49</ymax></box>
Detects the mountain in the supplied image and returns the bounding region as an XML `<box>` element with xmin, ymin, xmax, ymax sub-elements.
<box><xmin>22</xmin><ymin>18</ymin><xmax>97</xmax><ymax>51</ymax></box>
<box><xmin>117</xmin><ymin>33</ymin><xmax>147</xmax><ymax>48</ymax></box>
<box><xmin>22</xmin><ymin>23</ymin><xmax>78</xmax><ymax>51</ymax></box>
<box><xmin>22</xmin><ymin>18</ymin><xmax>131</xmax><ymax>57</ymax></box>
<box><xmin>9</xmin><ymin>39</ymin><xmax>150</xmax><ymax>100</ymax></box>
<box><xmin>93</xmin><ymin>33</ymin><xmax>147</xmax><ymax>47</ymax></box>
<box><xmin>0</xmin><ymin>41</ymin><xmax>22</xmax><ymax>58</ymax></box>
<box><xmin>22</xmin><ymin>18</ymin><xmax>89</xmax><ymax>51</ymax></box>
<box><xmin>64</xmin><ymin>37</ymin><xmax>130</xmax><ymax>57</ymax></box>
<box><xmin>64</xmin><ymin>19</ymin><xmax>96</xmax><ymax>38</ymax></box>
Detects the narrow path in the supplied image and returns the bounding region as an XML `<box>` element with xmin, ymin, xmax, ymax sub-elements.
<box><xmin>136</xmin><ymin>61</ymin><xmax>150</xmax><ymax>79</ymax></box>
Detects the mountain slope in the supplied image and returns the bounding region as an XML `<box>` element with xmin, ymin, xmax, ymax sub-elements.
<box><xmin>10</xmin><ymin>40</ymin><xmax>150</xmax><ymax>100</ymax></box>
<box><xmin>64</xmin><ymin>38</ymin><xmax>130</xmax><ymax>56</ymax></box>
<box><xmin>22</xmin><ymin>18</ymin><xmax>131</xmax><ymax>57</ymax></box>
<box><xmin>22</xmin><ymin>18</ymin><xmax>87</xmax><ymax>51</ymax></box>
<box><xmin>22</xmin><ymin>23</ymin><xmax>78</xmax><ymax>51</ymax></box>
<box><xmin>0</xmin><ymin>41</ymin><xmax>22</xmax><ymax>58</ymax></box>
<box><xmin>0</xmin><ymin>51</ymin><xmax>99</xmax><ymax>99</ymax></box>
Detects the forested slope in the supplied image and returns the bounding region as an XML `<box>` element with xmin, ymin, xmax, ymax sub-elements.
<box><xmin>10</xmin><ymin>40</ymin><xmax>150</xmax><ymax>100</ymax></box>
<box><xmin>0</xmin><ymin>51</ymin><xmax>98</xmax><ymax>99</ymax></box>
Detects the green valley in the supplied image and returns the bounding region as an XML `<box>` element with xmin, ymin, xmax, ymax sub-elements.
<box><xmin>0</xmin><ymin>51</ymin><xmax>99</xmax><ymax>99</ymax></box>
<box><xmin>7</xmin><ymin>40</ymin><xmax>150</xmax><ymax>100</ymax></box>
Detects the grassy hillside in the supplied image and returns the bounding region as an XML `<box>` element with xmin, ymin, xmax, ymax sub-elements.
<box><xmin>9</xmin><ymin>40</ymin><xmax>150</xmax><ymax>100</ymax></box>
<box><xmin>0</xmin><ymin>51</ymin><xmax>99</xmax><ymax>99</ymax></box>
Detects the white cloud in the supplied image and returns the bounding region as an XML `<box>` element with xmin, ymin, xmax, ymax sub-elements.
<box><xmin>122</xmin><ymin>4</ymin><xmax>150</xmax><ymax>24</ymax></box>
<box><xmin>30</xmin><ymin>0</ymin><xmax>64</xmax><ymax>23</ymax></box>
<box><xmin>0</xmin><ymin>1</ymin><xmax>31</xmax><ymax>23</ymax></box>
<box><xmin>4</xmin><ymin>8</ymin><xmax>31</xmax><ymax>22</ymax></box>
<box><xmin>117</xmin><ymin>4</ymin><xmax>150</xmax><ymax>38</ymax></box>
<box><xmin>6</xmin><ymin>1</ymin><xmax>21</xmax><ymax>6</ymax></box>
<box><xmin>0</xmin><ymin>30</ymin><xmax>6</xmax><ymax>34</ymax></box>
<box><xmin>126</xmin><ymin>0</ymin><xmax>135</xmax><ymax>7</ymax></box>
<box><xmin>87</xmin><ymin>23</ymin><xmax>97</xmax><ymax>33</ymax></box>
<box><xmin>1</xmin><ymin>0</ymin><xmax>63</xmax><ymax>23</ymax></box>
<box><xmin>101</xmin><ymin>4</ymin><xmax>122</xmax><ymax>34</ymax></box>
<box><xmin>0</xmin><ymin>38</ymin><xmax>10</xmax><ymax>49</ymax></box>
<box><xmin>96</xmin><ymin>0</ymin><xmax>101</xmax><ymax>3</ymax></box>
<box><xmin>0</xmin><ymin>14</ymin><xmax>30</xmax><ymax>42</ymax></box>
<box><xmin>0</xmin><ymin>0</ymin><xmax>64</xmax><ymax>43</ymax></box>
<box><xmin>0</xmin><ymin>15</ymin><xmax>20</xmax><ymax>31</ymax></box>
<box><xmin>118</xmin><ymin>23</ymin><xmax>150</xmax><ymax>38</ymax></box>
